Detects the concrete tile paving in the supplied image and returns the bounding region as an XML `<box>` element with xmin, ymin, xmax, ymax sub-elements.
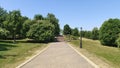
<box><xmin>21</xmin><ymin>42</ymin><xmax>94</xmax><ymax>68</ymax></box>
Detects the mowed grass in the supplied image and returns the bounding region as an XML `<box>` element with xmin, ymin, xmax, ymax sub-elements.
<box><xmin>0</xmin><ymin>39</ymin><xmax>47</xmax><ymax>68</ymax></box>
<box><xmin>70</xmin><ymin>38</ymin><xmax>120</xmax><ymax>68</ymax></box>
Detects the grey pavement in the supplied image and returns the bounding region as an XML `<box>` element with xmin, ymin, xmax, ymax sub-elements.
<box><xmin>21</xmin><ymin>42</ymin><xmax>94</xmax><ymax>68</ymax></box>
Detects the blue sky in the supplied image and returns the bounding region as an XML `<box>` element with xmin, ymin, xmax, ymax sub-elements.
<box><xmin>1</xmin><ymin>0</ymin><xmax>120</xmax><ymax>30</ymax></box>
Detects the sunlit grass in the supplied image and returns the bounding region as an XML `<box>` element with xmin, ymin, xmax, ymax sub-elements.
<box><xmin>0</xmin><ymin>39</ymin><xmax>47</xmax><ymax>68</ymax></box>
<box><xmin>70</xmin><ymin>38</ymin><xmax>120</xmax><ymax>68</ymax></box>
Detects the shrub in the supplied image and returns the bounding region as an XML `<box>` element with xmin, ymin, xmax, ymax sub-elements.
<box><xmin>27</xmin><ymin>20</ymin><xmax>55</xmax><ymax>42</ymax></box>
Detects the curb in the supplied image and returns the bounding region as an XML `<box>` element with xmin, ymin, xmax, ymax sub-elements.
<box><xmin>68</xmin><ymin>43</ymin><xmax>99</xmax><ymax>68</ymax></box>
<box><xmin>16</xmin><ymin>45</ymin><xmax>50</xmax><ymax>68</ymax></box>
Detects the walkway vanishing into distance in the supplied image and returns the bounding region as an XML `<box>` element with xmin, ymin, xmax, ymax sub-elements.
<box><xmin>20</xmin><ymin>42</ymin><xmax>95</xmax><ymax>68</ymax></box>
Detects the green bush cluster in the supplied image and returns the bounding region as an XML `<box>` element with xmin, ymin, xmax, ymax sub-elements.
<box><xmin>27</xmin><ymin>21</ymin><xmax>55</xmax><ymax>42</ymax></box>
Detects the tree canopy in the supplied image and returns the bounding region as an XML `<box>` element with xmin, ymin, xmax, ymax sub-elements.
<box><xmin>34</xmin><ymin>14</ymin><xmax>44</xmax><ymax>20</ymax></box>
<box><xmin>99</xmin><ymin>18</ymin><xmax>120</xmax><ymax>46</ymax></box>
<box><xmin>91</xmin><ymin>27</ymin><xmax>99</xmax><ymax>40</ymax></box>
<box><xmin>63</xmin><ymin>24</ymin><xmax>71</xmax><ymax>35</ymax></box>
<box><xmin>0</xmin><ymin>27</ymin><xmax>9</xmax><ymax>39</ymax></box>
<box><xmin>0</xmin><ymin>7</ymin><xmax>7</xmax><ymax>25</ymax></box>
<box><xmin>47</xmin><ymin>13</ymin><xmax>60</xmax><ymax>36</ymax></box>
<box><xmin>27</xmin><ymin>20</ymin><xmax>55</xmax><ymax>42</ymax></box>
<box><xmin>3</xmin><ymin>10</ymin><xmax>23</xmax><ymax>42</ymax></box>
<box><xmin>72</xmin><ymin>28</ymin><xmax>79</xmax><ymax>36</ymax></box>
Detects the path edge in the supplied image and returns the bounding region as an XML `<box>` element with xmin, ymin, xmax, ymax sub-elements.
<box><xmin>16</xmin><ymin>45</ymin><xmax>50</xmax><ymax>68</ymax></box>
<box><xmin>67</xmin><ymin>43</ymin><xmax>99</xmax><ymax>68</ymax></box>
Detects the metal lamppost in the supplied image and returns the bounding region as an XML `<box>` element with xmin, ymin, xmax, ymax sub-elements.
<box><xmin>80</xmin><ymin>27</ymin><xmax>82</xmax><ymax>48</ymax></box>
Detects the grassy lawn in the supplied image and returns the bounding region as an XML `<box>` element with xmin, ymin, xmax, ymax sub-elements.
<box><xmin>0</xmin><ymin>39</ymin><xmax>48</xmax><ymax>68</ymax></box>
<box><xmin>70</xmin><ymin>38</ymin><xmax>120</xmax><ymax>68</ymax></box>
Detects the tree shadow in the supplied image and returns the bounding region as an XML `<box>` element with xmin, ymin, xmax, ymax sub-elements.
<box><xmin>0</xmin><ymin>40</ymin><xmax>13</xmax><ymax>43</ymax></box>
<box><xmin>0</xmin><ymin>39</ymin><xmax>48</xmax><ymax>43</ymax></box>
<box><xmin>0</xmin><ymin>54</ymin><xmax>18</xmax><ymax>59</ymax></box>
<box><xmin>0</xmin><ymin>43</ymin><xmax>17</xmax><ymax>51</ymax></box>
<box><xmin>0</xmin><ymin>55</ymin><xmax>6</xmax><ymax>59</ymax></box>
<box><xmin>0</xmin><ymin>43</ymin><xmax>18</xmax><ymax>59</ymax></box>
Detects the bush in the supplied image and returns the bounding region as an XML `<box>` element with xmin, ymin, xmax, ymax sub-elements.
<box><xmin>99</xmin><ymin>18</ymin><xmax>120</xmax><ymax>46</ymax></box>
<box><xmin>27</xmin><ymin>20</ymin><xmax>55</xmax><ymax>42</ymax></box>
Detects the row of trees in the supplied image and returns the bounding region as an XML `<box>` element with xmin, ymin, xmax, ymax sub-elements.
<box><xmin>81</xmin><ymin>27</ymin><xmax>99</xmax><ymax>40</ymax></box>
<box><xmin>0</xmin><ymin>7</ymin><xmax>60</xmax><ymax>42</ymax></box>
<box><xmin>63</xmin><ymin>19</ymin><xmax>120</xmax><ymax>47</ymax></box>
<box><xmin>63</xmin><ymin>24</ymin><xmax>79</xmax><ymax>40</ymax></box>
<box><xmin>63</xmin><ymin>24</ymin><xmax>99</xmax><ymax>40</ymax></box>
<box><xmin>63</xmin><ymin>24</ymin><xmax>79</xmax><ymax>36</ymax></box>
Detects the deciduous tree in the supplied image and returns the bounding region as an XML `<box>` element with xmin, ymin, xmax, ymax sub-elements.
<box><xmin>3</xmin><ymin>10</ymin><xmax>22</xmax><ymax>43</ymax></box>
<box><xmin>47</xmin><ymin>13</ymin><xmax>60</xmax><ymax>36</ymax></box>
<box><xmin>99</xmin><ymin>18</ymin><xmax>120</xmax><ymax>46</ymax></box>
<box><xmin>27</xmin><ymin>20</ymin><xmax>55</xmax><ymax>42</ymax></box>
<box><xmin>63</xmin><ymin>24</ymin><xmax>71</xmax><ymax>35</ymax></box>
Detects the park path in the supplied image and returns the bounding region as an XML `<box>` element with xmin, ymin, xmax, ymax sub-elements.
<box><xmin>21</xmin><ymin>42</ymin><xmax>95</xmax><ymax>68</ymax></box>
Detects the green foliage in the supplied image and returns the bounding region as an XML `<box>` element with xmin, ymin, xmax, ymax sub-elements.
<box><xmin>63</xmin><ymin>24</ymin><xmax>71</xmax><ymax>35</ymax></box>
<box><xmin>99</xmin><ymin>18</ymin><xmax>120</xmax><ymax>46</ymax></box>
<box><xmin>3</xmin><ymin>10</ymin><xmax>22</xmax><ymax>42</ymax></box>
<box><xmin>91</xmin><ymin>27</ymin><xmax>99</xmax><ymax>40</ymax></box>
<box><xmin>27</xmin><ymin>20</ymin><xmax>55</xmax><ymax>42</ymax></box>
<box><xmin>72</xmin><ymin>28</ymin><xmax>79</xmax><ymax>36</ymax></box>
<box><xmin>34</xmin><ymin>14</ymin><xmax>44</xmax><ymax>20</ymax></box>
<box><xmin>0</xmin><ymin>7</ymin><xmax>60</xmax><ymax>43</ymax></box>
<box><xmin>47</xmin><ymin>13</ymin><xmax>60</xmax><ymax>36</ymax></box>
<box><xmin>18</xmin><ymin>16</ymin><xmax>29</xmax><ymax>38</ymax></box>
<box><xmin>21</xmin><ymin>19</ymin><xmax>33</xmax><ymax>37</ymax></box>
<box><xmin>0</xmin><ymin>28</ymin><xmax>9</xmax><ymax>39</ymax></box>
<box><xmin>83</xmin><ymin>31</ymin><xmax>92</xmax><ymax>39</ymax></box>
<box><xmin>116</xmin><ymin>34</ymin><xmax>120</xmax><ymax>48</ymax></box>
<box><xmin>81</xmin><ymin>31</ymin><xmax>86</xmax><ymax>37</ymax></box>
<box><xmin>0</xmin><ymin>7</ymin><xmax>8</xmax><ymax>26</ymax></box>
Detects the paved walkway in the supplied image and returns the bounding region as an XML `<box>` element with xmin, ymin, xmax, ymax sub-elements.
<box><xmin>21</xmin><ymin>42</ymin><xmax>94</xmax><ymax>68</ymax></box>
